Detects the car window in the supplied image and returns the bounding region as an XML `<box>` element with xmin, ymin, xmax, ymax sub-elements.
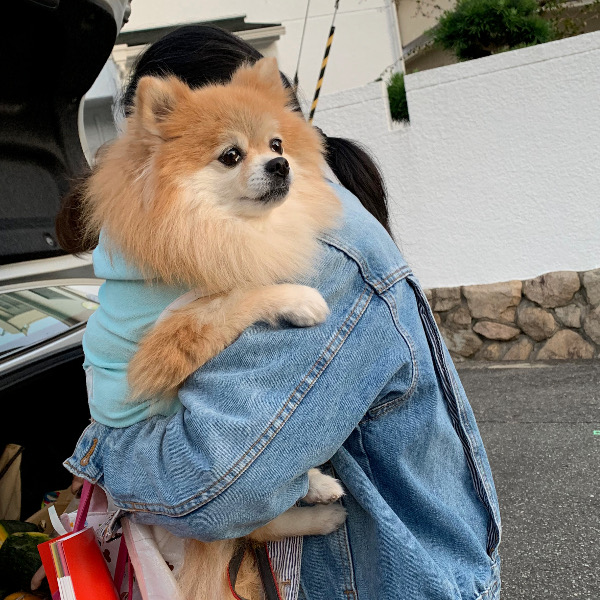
<box><xmin>0</xmin><ymin>285</ymin><xmax>99</xmax><ymax>357</ymax></box>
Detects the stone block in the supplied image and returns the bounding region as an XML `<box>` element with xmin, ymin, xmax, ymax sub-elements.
<box><xmin>441</xmin><ymin>328</ymin><xmax>483</xmax><ymax>358</ymax></box>
<box><xmin>582</xmin><ymin>269</ymin><xmax>600</xmax><ymax>307</ymax></box>
<box><xmin>498</xmin><ymin>306</ymin><xmax>517</xmax><ymax>323</ymax></box>
<box><xmin>473</xmin><ymin>321</ymin><xmax>521</xmax><ymax>341</ymax></box>
<box><xmin>432</xmin><ymin>287</ymin><xmax>461</xmax><ymax>312</ymax></box>
<box><xmin>446</xmin><ymin>306</ymin><xmax>472</xmax><ymax>329</ymax></box>
<box><xmin>463</xmin><ymin>281</ymin><xmax>522</xmax><ymax>320</ymax></box>
<box><xmin>480</xmin><ymin>343</ymin><xmax>504</xmax><ymax>361</ymax></box>
<box><xmin>516</xmin><ymin>305</ymin><xmax>557</xmax><ymax>341</ymax></box>
<box><xmin>503</xmin><ymin>338</ymin><xmax>534</xmax><ymax>361</ymax></box>
<box><xmin>583</xmin><ymin>305</ymin><xmax>600</xmax><ymax>344</ymax></box>
<box><xmin>554</xmin><ymin>304</ymin><xmax>582</xmax><ymax>328</ymax></box>
<box><xmin>536</xmin><ymin>330</ymin><xmax>594</xmax><ymax>360</ymax></box>
<box><xmin>522</xmin><ymin>271</ymin><xmax>580</xmax><ymax>308</ymax></box>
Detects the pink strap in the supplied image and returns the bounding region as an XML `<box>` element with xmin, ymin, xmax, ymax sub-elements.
<box><xmin>72</xmin><ymin>481</ymin><xmax>135</xmax><ymax>593</ymax></box>
<box><xmin>128</xmin><ymin>554</ymin><xmax>134</xmax><ymax>598</ymax></box>
<box><xmin>113</xmin><ymin>536</ymin><xmax>129</xmax><ymax>591</ymax></box>
<box><xmin>73</xmin><ymin>479</ymin><xmax>94</xmax><ymax>532</ymax></box>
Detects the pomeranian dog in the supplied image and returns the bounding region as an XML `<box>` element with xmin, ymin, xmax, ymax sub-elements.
<box><xmin>82</xmin><ymin>58</ymin><xmax>346</xmax><ymax>599</ymax></box>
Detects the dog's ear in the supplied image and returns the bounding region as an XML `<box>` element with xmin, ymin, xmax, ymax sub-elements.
<box><xmin>134</xmin><ymin>76</ymin><xmax>190</xmax><ymax>137</ymax></box>
<box><xmin>230</xmin><ymin>57</ymin><xmax>289</xmax><ymax>103</ymax></box>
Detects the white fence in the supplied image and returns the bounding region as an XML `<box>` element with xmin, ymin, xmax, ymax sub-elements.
<box><xmin>312</xmin><ymin>31</ymin><xmax>600</xmax><ymax>289</ymax></box>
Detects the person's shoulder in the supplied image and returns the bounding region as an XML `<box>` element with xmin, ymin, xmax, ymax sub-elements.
<box><xmin>318</xmin><ymin>182</ymin><xmax>411</xmax><ymax>293</ymax></box>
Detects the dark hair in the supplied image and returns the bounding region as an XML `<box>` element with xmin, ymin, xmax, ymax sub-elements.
<box><xmin>56</xmin><ymin>25</ymin><xmax>390</xmax><ymax>252</ymax></box>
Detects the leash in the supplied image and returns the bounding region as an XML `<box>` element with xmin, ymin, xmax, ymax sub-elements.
<box><xmin>228</xmin><ymin>542</ymin><xmax>283</xmax><ymax>600</ymax></box>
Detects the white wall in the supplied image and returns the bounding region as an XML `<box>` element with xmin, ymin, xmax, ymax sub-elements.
<box><xmin>313</xmin><ymin>31</ymin><xmax>600</xmax><ymax>288</ymax></box>
<box><xmin>121</xmin><ymin>0</ymin><xmax>402</xmax><ymax>97</ymax></box>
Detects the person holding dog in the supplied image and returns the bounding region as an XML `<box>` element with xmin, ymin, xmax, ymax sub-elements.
<box><xmin>60</xmin><ymin>25</ymin><xmax>501</xmax><ymax>600</ymax></box>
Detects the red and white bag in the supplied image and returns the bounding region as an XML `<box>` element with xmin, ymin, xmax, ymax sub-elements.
<box><xmin>57</xmin><ymin>480</ymin><xmax>184</xmax><ymax>600</ymax></box>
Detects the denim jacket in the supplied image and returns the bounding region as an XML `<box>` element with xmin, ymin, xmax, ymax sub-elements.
<box><xmin>65</xmin><ymin>183</ymin><xmax>501</xmax><ymax>600</ymax></box>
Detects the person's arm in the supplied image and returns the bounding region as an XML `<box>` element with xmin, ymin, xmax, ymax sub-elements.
<box><xmin>99</xmin><ymin>260</ymin><xmax>415</xmax><ymax>541</ymax></box>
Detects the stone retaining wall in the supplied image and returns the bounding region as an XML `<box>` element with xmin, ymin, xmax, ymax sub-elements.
<box><xmin>425</xmin><ymin>269</ymin><xmax>600</xmax><ymax>361</ymax></box>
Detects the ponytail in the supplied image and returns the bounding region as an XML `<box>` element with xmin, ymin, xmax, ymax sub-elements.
<box><xmin>322</xmin><ymin>136</ymin><xmax>391</xmax><ymax>236</ymax></box>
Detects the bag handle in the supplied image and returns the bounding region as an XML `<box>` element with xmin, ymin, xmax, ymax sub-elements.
<box><xmin>73</xmin><ymin>481</ymin><xmax>133</xmax><ymax>593</ymax></box>
<box><xmin>73</xmin><ymin>479</ymin><xmax>94</xmax><ymax>532</ymax></box>
<box><xmin>227</xmin><ymin>543</ymin><xmax>282</xmax><ymax>600</ymax></box>
<box><xmin>113</xmin><ymin>536</ymin><xmax>129</xmax><ymax>591</ymax></box>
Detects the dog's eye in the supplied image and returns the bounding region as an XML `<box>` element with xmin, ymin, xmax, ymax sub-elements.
<box><xmin>270</xmin><ymin>138</ymin><xmax>283</xmax><ymax>155</ymax></box>
<box><xmin>219</xmin><ymin>147</ymin><xmax>243</xmax><ymax>167</ymax></box>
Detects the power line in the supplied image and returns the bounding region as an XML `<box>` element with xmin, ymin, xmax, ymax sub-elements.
<box><xmin>293</xmin><ymin>0</ymin><xmax>312</xmax><ymax>90</ymax></box>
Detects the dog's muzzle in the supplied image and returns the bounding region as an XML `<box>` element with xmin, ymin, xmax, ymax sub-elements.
<box><xmin>259</xmin><ymin>157</ymin><xmax>290</xmax><ymax>202</ymax></box>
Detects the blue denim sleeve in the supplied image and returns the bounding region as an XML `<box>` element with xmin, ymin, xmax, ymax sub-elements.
<box><xmin>91</xmin><ymin>247</ymin><xmax>415</xmax><ymax>541</ymax></box>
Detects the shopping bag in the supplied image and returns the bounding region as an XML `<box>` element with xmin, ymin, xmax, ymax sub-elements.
<box><xmin>38</xmin><ymin>526</ymin><xmax>120</xmax><ymax>600</ymax></box>
<box><xmin>35</xmin><ymin>481</ymin><xmax>133</xmax><ymax>599</ymax></box>
<box><xmin>53</xmin><ymin>481</ymin><xmax>183</xmax><ymax>600</ymax></box>
<box><xmin>121</xmin><ymin>519</ymin><xmax>183</xmax><ymax>600</ymax></box>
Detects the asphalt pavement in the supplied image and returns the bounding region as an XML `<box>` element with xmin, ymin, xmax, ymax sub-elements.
<box><xmin>458</xmin><ymin>361</ymin><xmax>600</xmax><ymax>600</ymax></box>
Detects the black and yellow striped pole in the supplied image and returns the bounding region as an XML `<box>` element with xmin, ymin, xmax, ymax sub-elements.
<box><xmin>308</xmin><ymin>0</ymin><xmax>340</xmax><ymax>123</ymax></box>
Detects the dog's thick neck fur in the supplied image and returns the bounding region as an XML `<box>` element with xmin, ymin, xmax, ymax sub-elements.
<box><xmin>82</xmin><ymin>60</ymin><xmax>341</xmax><ymax>293</ymax></box>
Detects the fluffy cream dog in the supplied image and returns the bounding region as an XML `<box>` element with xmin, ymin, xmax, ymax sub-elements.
<box><xmin>82</xmin><ymin>58</ymin><xmax>346</xmax><ymax>599</ymax></box>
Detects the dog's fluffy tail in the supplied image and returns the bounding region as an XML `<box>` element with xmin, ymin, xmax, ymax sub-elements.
<box><xmin>177</xmin><ymin>539</ymin><xmax>261</xmax><ymax>600</ymax></box>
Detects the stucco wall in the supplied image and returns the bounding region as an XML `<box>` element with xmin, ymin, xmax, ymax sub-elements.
<box><xmin>313</xmin><ymin>31</ymin><xmax>600</xmax><ymax>289</ymax></box>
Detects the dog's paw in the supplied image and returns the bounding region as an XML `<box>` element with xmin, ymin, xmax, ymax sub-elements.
<box><xmin>278</xmin><ymin>286</ymin><xmax>329</xmax><ymax>327</ymax></box>
<box><xmin>304</xmin><ymin>468</ymin><xmax>345</xmax><ymax>504</ymax></box>
<box><xmin>306</xmin><ymin>504</ymin><xmax>347</xmax><ymax>536</ymax></box>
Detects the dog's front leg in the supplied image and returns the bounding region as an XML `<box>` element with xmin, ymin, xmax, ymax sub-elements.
<box><xmin>248</xmin><ymin>504</ymin><xmax>347</xmax><ymax>542</ymax></box>
<box><xmin>128</xmin><ymin>284</ymin><xmax>329</xmax><ymax>400</ymax></box>
<box><xmin>248</xmin><ymin>469</ymin><xmax>345</xmax><ymax>542</ymax></box>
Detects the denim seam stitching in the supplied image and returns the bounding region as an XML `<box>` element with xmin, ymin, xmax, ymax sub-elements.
<box><xmin>336</xmin><ymin>512</ymin><xmax>359</xmax><ymax>599</ymax></box>
<box><xmin>110</xmin><ymin>285</ymin><xmax>375</xmax><ymax>514</ymax></box>
<box><xmin>63</xmin><ymin>422</ymin><xmax>102</xmax><ymax>481</ymax></box>
<box><xmin>327</xmin><ymin>465</ymin><xmax>359</xmax><ymax>599</ymax></box>
<box><xmin>354</xmin><ymin>428</ymin><xmax>376</xmax><ymax>484</ymax></box>
<box><xmin>448</xmin><ymin>368</ymin><xmax>501</xmax><ymax>530</ymax></box>
<box><xmin>319</xmin><ymin>234</ymin><xmax>411</xmax><ymax>293</ymax></box>
<box><xmin>363</xmin><ymin>292</ymin><xmax>419</xmax><ymax>421</ymax></box>
<box><xmin>63</xmin><ymin>461</ymin><xmax>100</xmax><ymax>482</ymax></box>
<box><xmin>406</xmin><ymin>275</ymin><xmax>501</xmax><ymax>554</ymax></box>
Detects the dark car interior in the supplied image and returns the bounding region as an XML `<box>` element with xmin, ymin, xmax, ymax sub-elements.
<box><xmin>1</xmin><ymin>347</ymin><xmax>89</xmax><ymax>518</ymax></box>
<box><xmin>0</xmin><ymin>0</ymin><xmax>119</xmax><ymax>265</ymax></box>
<box><xmin>1</xmin><ymin>0</ymin><xmax>122</xmax><ymax>519</ymax></box>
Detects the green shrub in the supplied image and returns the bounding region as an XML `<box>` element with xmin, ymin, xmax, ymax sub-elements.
<box><xmin>387</xmin><ymin>72</ymin><xmax>409</xmax><ymax>123</ymax></box>
<box><xmin>431</xmin><ymin>0</ymin><xmax>554</xmax><ymax>61</ymax></box>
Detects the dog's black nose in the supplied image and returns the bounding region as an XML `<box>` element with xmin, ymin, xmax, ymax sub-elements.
<box><xmin>265</xmin><ymin>157</ymin><xmax>289</xmax><ymax>178</ymax></box>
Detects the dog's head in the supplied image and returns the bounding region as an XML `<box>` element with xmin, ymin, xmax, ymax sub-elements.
<box><xmin>134</xmin><ymin>57</ymin><xmax>320</xmax><ymax>217</ymax></box>
<box><xmin>85</xmin><ymin>58</ymin><xmax>340</xmax><ymax>290</ymax></box>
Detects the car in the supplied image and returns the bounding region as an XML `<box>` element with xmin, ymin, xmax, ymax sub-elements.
<box><xmin>0</xmin><ymin>0</ymin><xmax>130</xmax><ymax>521</ymax></box>
<box><xmin>0</xmin><ymin>267</ymin><xmax>100</xmax><ymax>519</ymax></box>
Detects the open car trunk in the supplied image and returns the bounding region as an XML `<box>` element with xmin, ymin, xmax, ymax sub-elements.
<box><xmin>0</xmin><ymin>0</ymin><xmax>128</xmax><ymax>265</ymax></box>
<box><xmin>0</xmin><ymin>0</ymin><xmax>130</xmax><ymax>520</ymax></box>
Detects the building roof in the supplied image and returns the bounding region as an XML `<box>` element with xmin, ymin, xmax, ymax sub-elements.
<box><xmin>116</xmin><ymin>15</ymin><xmax>284</xmax><ymax>47</ymax></box>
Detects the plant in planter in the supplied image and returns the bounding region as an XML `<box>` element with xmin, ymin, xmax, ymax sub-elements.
<box><xmin>387</xmin><ymin>72</ymin><xmax>410</xmax><ymax>122</ymax></box>
<box><xmin>430</xmin><ymin>0</ymin><xmax>554</xmax><ymax>60</ymax></box>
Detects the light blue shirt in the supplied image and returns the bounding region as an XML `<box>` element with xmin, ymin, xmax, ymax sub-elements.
<box><xmin>84</xmin><ymin>234</ymin><xmax>189</xmax><ymax>426</ymax></box>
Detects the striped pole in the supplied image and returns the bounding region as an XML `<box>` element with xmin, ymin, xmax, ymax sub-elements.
<box><xmin>308</xmin><ymin>1</ymin><xmax>339</xmax><ymax>123</ymax></box>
